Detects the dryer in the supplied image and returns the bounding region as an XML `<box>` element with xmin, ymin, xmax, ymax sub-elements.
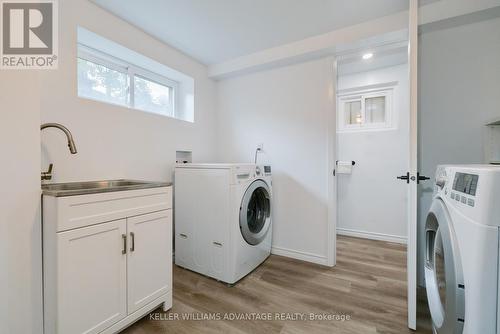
<box><xmin>174</xmin><ymin>163</ymin><xmax>272</xmax><ymax>284</ymax></box>
<box><xmin>425</xmin><ymin>165</ymin><xmax>500</xmax><ymax>333</ymax></box>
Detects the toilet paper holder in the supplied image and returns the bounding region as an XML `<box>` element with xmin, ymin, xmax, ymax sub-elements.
<box><xmin>334</xmin><ymin>160</ymin><xmax>355</xmax><ymax>176</ymax></box>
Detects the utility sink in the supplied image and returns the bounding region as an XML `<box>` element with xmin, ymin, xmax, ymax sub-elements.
<box><xmin>42</xmin><ymin>179</ymin><xmax>171</xmax><ymax>197</ymax></box>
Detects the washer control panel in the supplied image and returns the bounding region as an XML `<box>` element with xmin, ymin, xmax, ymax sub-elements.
<box><xmin>452</xmin><ymin>172</ymin><xmax>479</xmax><ymax>196</ymax></box>
<box><xmin>441</xmin><ymin>165</ymin><xmax>500</xmax><ymax>227</ymax></box>
<box><xmin>450</xmin><ymin>192</ymin><xmax>475</xmax><ymax>207</ymax></box>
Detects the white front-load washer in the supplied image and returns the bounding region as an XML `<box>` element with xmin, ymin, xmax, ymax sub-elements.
<box><xmin>425</xmin><ymin>165</ymin><xmax>500</xmax><ymax>333</ymax></box>
<box><xmin>174</xmin><ymin>163</ymin><xmax>272</xmax><ymax>284</ymax></box>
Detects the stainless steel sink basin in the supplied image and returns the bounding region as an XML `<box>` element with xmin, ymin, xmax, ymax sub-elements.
<box><xmin>42</xmin><ymin>179</ymin><xmax>171</xmax><ymax>197</ymax></box>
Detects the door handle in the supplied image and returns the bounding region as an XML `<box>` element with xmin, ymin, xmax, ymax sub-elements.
<box><xmin>417</xmin><ymin>172</ymin><xmax>430</xmax><ymax>184</ymax></box>
<box><xmin>397</xmin><ymin>172</ymin><xmax>430</xmax><ymax>184</ymax></box>
<box><xmin>397</xmin><ymin>172</ymin><xmax>410</xmax><ymax>184</ymax></box>
<box><xmin>130</xmin><ymin>232</ymin><xmax>135</xmax><ymax>252</ymax></box>
<box><xmin>121</xmin><ymin>234</ymin><xmax>127</xmax><ymax>254</ymax></box>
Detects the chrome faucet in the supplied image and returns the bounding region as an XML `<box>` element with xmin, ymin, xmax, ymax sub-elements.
<box><xmin>41</xmin><ymin>123</ymin><xmax>77</xmax><ymax>180</ymax></box>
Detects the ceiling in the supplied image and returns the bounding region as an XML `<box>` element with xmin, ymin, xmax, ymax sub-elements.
<box><xmin>91</xmin><ymin>0</ymin><xmax>409</xmax><ymax>65</ymax></box>
<box><xmin>338</xmin><ymin>45</ymin><xmax>408</xmax><ymax>76</ymax></box>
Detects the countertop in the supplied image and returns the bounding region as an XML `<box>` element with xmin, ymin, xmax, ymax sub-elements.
<box><xmin>42</xmin><ymin>179</ymin><xmax>172</xmax><ymax>197</ymax></box>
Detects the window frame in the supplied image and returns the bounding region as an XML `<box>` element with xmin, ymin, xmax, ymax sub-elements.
<box><xmin>337</xmin><ymin>86</ymin><xmax>394</xmax><ymax>132</ymax></box>
<box><xmin>77</xmin><ymin>44</ymin><xmax>179</xmax><ymax>118</ymax></box>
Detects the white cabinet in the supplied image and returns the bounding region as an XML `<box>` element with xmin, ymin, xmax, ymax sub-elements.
<box><xmin>43</xmin><ymin>186</ymin><xmax>172</xmax><ymax>334</ymax></box>
<box><xmin>127</xmin><ymin>211</ymin><xmax>172</xmax><ymax>314</ymax></box>
<box><xmin>57</xmin><ymin>220</ymin><xmax>128</xmax><ymax>334</ymax></box>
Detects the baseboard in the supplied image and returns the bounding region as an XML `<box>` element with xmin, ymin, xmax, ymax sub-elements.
<box><xmin>271</xmin><ymin>246</ymin><xmax>328</xmax><ymax>266</ymax></box>
<box><xmin>337</xmin><ymin>228</ymin><xmax>407</xmax><ymax>244</ymax></box>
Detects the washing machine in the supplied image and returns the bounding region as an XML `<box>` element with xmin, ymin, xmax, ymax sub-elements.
<box><xmin>174</xmin><ymin>163</ymin><xmax>272</xmax><ymax>284</ymax></box>
<box><xmin>425</xmin><ymin>165</ymin><xmax>500</xmax><ymax>333</ymax></box>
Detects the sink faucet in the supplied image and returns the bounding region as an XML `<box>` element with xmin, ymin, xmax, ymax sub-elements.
<box><xmin>41</xmin><ymin>123</ymin><xmax>77</xmax><ymax>180</ymax></box>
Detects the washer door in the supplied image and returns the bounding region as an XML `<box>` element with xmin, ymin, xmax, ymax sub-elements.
<box><xmin>239</xmin><ymin>180</ymin><xmax>271</xmax><ymax>245</ymax></box>
<box><xmin>425</xmin><ymin>199</ymin><xmax>465</xmax><ymax>333</ymax></box>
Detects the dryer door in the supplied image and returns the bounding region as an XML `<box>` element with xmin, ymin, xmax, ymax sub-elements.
<box><xmin>239</xmin><ymin>180</ymin><xmax>271</xmax><ymax>245</ymax></box>
<box><xmin>425</xmin><ymin>198</ymin><xmax>465</xmax><ymax>333</ymax></box>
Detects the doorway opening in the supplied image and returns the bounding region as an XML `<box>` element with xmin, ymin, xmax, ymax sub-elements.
<box><xmin>330</xmin><ymin>27</ymin><xmax>423</xmax><ymax>330</ymax></box>
<box><xmin>335</xmin><ymin>32</ymin><xmax>410</xmax><ymax>244</ymax></box>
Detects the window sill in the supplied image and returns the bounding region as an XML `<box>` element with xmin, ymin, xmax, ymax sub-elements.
<box><xmin>77</xmin><ymin>95</ymin><xmax>194</xmax><ymax>123</ymax></box>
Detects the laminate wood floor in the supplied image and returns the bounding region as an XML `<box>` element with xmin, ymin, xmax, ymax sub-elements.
<box><xmin>122</xmin><ymin>236</ymin><xmax>432</xmax><ymax>333</ymax></box>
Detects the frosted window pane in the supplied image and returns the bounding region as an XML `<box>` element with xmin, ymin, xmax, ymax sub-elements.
<box><xmin>77</xmin><ymin>58</ymin><xmax>128</xmax><ymax>106</ymax></box>
<box><xmin>365</xmin><ymin>96</ymin><xmax>385</xmax><ymax>123</ymax></box>
<box><xmin>345</xmin><ymin>101</ymin><xmax>362</xmax><ymax>125</ymax></box>
<box><xmin>134</xmin><ymin>76</ymin><xmax>171</xmax><ymax>116</ymax></box>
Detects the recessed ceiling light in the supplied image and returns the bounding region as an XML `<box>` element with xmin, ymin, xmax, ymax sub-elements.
<box><xmin>362</xmin><ymin>53</ymin><xmax>373</xmax><ymax>60</ymax></box>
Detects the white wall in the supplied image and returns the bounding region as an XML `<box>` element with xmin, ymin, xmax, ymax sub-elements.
<box><xmin>1</xmin><ymin>1</ymin><xmax>218</xmax><ymax>333</ymax></box>
<box><xmin>337</xmin><ymin>64</ymin><xmax>409</xmax><ymax>242</ymax></box>
<box><xmin>0</xmin><ymin>73</ymin><xmax>42</xmax><ymax>333</ymax></box>
<box><xmin>418</xmin><ymin>16</ymin><xmax>500</xmax><ymax>285</ymax></box>
<box><xmin>40</xmin><ymin>0</ymin><xmax>218</xmax><ymax>184</ymax></box>
<box><xmin>216</xmin><ymin>57</ymin><xmax>335</xmax><ymax>265</ymax></box>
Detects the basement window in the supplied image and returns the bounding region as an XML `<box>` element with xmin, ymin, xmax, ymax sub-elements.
<box><xmin>76</xmin><ymin>27</ymin><xmax>194</xmax><ymax>122</ymax></box>
<box><xmin>78</xmin><ymin>45</ymin><xmax>177</xmax><ymax>118</ymax></box>
<box><xmin>337</xmin><ymin>88</ymin><xmax>393</xmax><ymax>132</ymax></box>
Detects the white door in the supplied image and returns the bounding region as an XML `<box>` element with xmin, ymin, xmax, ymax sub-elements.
<box><xmin>333</xmin><ymin>1</ymin><xmax>419</xmax><ymax>327</ymax></box>
<box><xmin>57</xmin><ymin>219</ymin><xmax>127</xmax><ymax>334</ymax></box>
<box><xmin>408</xmin><ymin>0</ymin><xmax>419</xmax><ymax>329</ymax></box>
<box><xmin>127</xmin><ymin>210</ymin><xmax>172</xmax><ymax>313</ymax></box>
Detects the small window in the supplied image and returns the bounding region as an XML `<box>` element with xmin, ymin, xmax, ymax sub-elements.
<box><xmin>344</xmin><ymin>100</ymin><xmax>362</xmax><ymax>125</ymax></box>
<box><xmin>77</xmin><ymin>58</ymin><xmax>129</xmax><ymax>107</ymax></box>
<box><xmin>338</xmin><ymin>88</ymin><xmax>393</xmax><ymax>132</ymax></box>
<box><xmin>77</xmin><ymin>45</ymin><xmax>178</xmax><ymax>119</ymax></box>
<box><xmin>133</xmin><ymin>75</ymin><xmax>174</xmax><ymax>117</ymax></box>
<box><xmin>365</xmin><ymin>96</ymin><xmax>385</xmax><ymax>124</ymax></box>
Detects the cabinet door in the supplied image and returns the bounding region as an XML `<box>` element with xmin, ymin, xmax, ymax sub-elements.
<box><xmin>57</xmin><ymin>219</ymin><xmax>127</xmax><ymax>334</ymax></box>
<box><xmin>127</xmin><ymin>210</ymin><xmax>172</xmax><ymax>313</ymax></box>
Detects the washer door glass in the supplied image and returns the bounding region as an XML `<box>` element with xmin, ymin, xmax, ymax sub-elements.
<box><xmin>425</xmin><ymin>199</ymin><xmax>465</xmax><ymax>333</ymax></box>
<box><xmin>434</xmin><ymin>229</ymin><xmax>447</xmax><ymax>313</ymax></box>
<box><xmin>240</xmin><ymin>180</ymin><xmax>271</xmax><ymax>245</ymax></box>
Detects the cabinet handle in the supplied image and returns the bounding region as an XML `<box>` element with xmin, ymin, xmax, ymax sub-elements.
<box><xmin>122</xmin><ymin>234</ymin><xmax>127</xmax><ymax>254</ymax></box>
<box><xmin>130</xmin><ymin>232</ymin><xmax>135</xmax><ymax>252</ymax></box>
